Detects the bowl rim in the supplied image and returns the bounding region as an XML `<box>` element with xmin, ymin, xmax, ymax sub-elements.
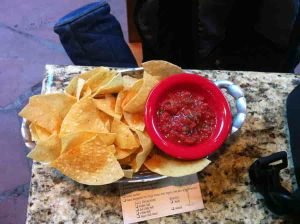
<box><xmin>144</xmin><ymin>73</ymin><xmax>232</xmax><ymax>160</ymax></box>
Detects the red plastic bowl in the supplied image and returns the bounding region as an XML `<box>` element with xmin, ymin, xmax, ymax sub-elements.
<box><xmin>144</xmin><ymin>73</ymin><xmax>232</xmax><ymax>160</ymax></box>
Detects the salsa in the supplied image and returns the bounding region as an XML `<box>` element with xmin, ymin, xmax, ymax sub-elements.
<box><xmin>156</xmin><ymin>90</ymin><xmax>216</xmax><ymax>145</ymax></box>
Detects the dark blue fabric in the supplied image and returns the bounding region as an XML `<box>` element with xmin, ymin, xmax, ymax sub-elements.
<box><xmin>54</xmin><ymin>1</ymin><xmax>137</xmax><ymax>67</ymax></box>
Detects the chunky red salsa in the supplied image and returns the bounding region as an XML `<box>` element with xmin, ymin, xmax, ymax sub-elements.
<box><xmin>156</xmin><ymin>90</ymin><xmax>216</xmax><ymax>145</ymax></box>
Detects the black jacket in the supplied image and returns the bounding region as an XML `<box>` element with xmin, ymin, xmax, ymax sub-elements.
<box><xmin>135</xmin><ymin>0</ymin><xmax>300</xmax><ymax>72</ymax></box>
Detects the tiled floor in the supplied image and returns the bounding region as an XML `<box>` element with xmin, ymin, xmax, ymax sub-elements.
<box><xmin>0</xmin><ymin>1</ymin><xmax>130</xmax><ymax>223</ymax></box>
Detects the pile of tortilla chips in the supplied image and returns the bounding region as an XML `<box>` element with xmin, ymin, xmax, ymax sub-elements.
<box><xmin>19</xmin><ymin>60</ymin><xmax>211</xmax><ymax>185</ymax></box>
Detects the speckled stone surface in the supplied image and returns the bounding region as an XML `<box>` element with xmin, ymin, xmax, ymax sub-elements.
<box><xmin>25</xmin><ymin>65</ymin><xmax>300</xmax><ymax>224</ymax></box>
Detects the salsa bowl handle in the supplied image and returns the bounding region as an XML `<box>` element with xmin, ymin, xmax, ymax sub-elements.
<box><xmin>214</xmin><ymin>80</ymin><xmax>246</xmax><ymax>134</ymax></box>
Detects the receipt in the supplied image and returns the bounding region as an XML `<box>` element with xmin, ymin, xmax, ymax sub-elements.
<box><xmin>119</xmin><ymin>174</ymin><xmax>204</xmax><ymax>224</ymax></box>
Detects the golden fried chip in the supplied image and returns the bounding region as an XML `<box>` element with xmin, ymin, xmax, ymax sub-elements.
<box><xmin>22</xmin><ymin>107</ymin><xmax>60</xmax><ymax>133</ymax></box>
<box><xmin>123</xmin><ymin>112</ymin><xmax>145</xmax><ymax>131</ymax></box>
<box><xmin>144</xmin><ymin>153</ymin><xmax>211</xmax><ymax>177</ymax></box>
<box><xmin>142</xmin><ymin>60</ymin><xmax>184</xmax><ymax>80</ymax></box>
<box><xmin>111</xmin><ymin>118</ymin><xmax>139</xmax><ymax>150</ymax></box>
<box><xmin>115</xmin><ymin>147</ymin><xmax>138</xmax><ymax>160</ymax></box>
<box><xmin>66</xmin><ymin>76</ymin><xmax>92</xmax><ymax>100</ymax></box>
<box><xmin>81</xmin><ymin>86</ymin><xmax>92</xmax><ymax>99</ymax></box>
<box><xmin>27</xmin><ymin>133</ymin><xmax>61</xmax><ymax>163</ymax></box>
<box><xmin>104</xmin><ymin>119</ymin><xmax>111</xmax><ymax>131</ymax></box>
<box><xmin>98</xmin><ymin>108</ymin><xmax>112</xmax><ymax>131</ymax></box>
<box><xmin>93</xmin><ymin>73</ymin><xmax>123</xmax><ymax>96</ymax></box>
<box><xmin>132</xmin><ymin>130</ymin><xmax>153</xmax><ymax>172</ymax></box>
<box><xmin>118</xmin><ymin>153</ymin><xmax>136</xmax><ymax>166</ymax></box>
<box><xmin>79</xmin><ymin>69</ymin><xmax>101</xmax><ymax>80</ymax></box>
<box><xmin>51</xmin><ymin>136</ymin><xmax>124</xmax><ymax>185</ymax></box>
<box><xmin>29</xmin><ymin>123</ymin><xmax>39</xmax><ymax>142</ymax></box>
<box><xmin>123</xmin><ymin>72</ymin><xmax>158</xmax><ymax>113</ymax></box>
<box><xmin>84</xmin><ymin>67</ymin><xmax>114</xmax><ymax>93</ymax></box>
<box><xmin>29</xmin><ymin>123</ymin><xmax>51</xmax><ymax>142</ymax></box>
<box><xmin>121</xmin><ymin>79</ymin><xmax>143</xmax><ymax>109</ymax></box>
<box><xmin>76</xmin><ymin>78</ymin><xmax>86</xmax><ymax>101</ymax></box>
<box><xmin>19</xmin><ymin>94</ymin><xmax>76</xmax><ymax>133</ymax></box>
<box><xmin>93</xmin><ymin>95</ymin><xmax>121</xmax><ymax>120</ymax></box>
<box><xmin>123</xmin><ymin>75</ymin><xmax>138</xmax><ymax>90</ymax></box>
<box><xmin>65</xmin><ymin>70</ymin><xmax>95</xmax><ymax>97</ymax></box>
<box><xmin>115</xmin><ymin>90</ymin><xmax>127</xmax><ymax>116</ymax></box>
<box><xmin>32</xmin><ymin>94</ymin><xmax>76</xmax><ymax>118</ymax></box>
<box><xmin>89</xmin><ymin>132</ymin><xmax>116</xmax><ymax>145</ymax></box>
<box><xmin>61</xmin><ymin>132</ymin><xmax>116</xmax><ymax>152</ymax></box>
<box><xmin>65</xmin><ymin>76</ymin><xmax>79</xmax><ymax>97</ymax></box>
<box><xmin>60</xmin><ymin>98</ymin><xmax>109</xmax><ymax>136</ymax></box>
<box><xmin>61</xmin><ymin>132</ymin><xmax>97</xmax><ymax>152</ymax></box>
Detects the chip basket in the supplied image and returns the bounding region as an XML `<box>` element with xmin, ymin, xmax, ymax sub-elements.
<box><xmin>21</xmin><ymin>65</ymin><xmax>246</xmax><ymax>183</ymax></box>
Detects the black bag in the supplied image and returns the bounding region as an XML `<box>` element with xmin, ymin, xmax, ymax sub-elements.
<box><xmin>54</xmin><ymin>1</ymin><xmax>137</xmax><ymax>67</ymax></box>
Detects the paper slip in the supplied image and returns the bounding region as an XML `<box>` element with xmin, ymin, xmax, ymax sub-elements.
<box><xmin>119</xmin><ymin>174</ymin><xmax>204</xmax><ymax>224</ymax></box>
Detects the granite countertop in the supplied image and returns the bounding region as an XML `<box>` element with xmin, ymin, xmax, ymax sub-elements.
<box><xmin>26</xmin><ymin>66</ymin><xmax>299</xmax><ymax>224</ymax></box>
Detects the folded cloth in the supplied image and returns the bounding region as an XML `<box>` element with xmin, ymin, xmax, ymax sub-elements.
<box><xmin>54</xmin><ymin>1</ymin><xmax>137</xmax><ymax>67</ymax></box>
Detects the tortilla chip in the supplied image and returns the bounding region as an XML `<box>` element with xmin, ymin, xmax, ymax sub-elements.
<box><xmin>104</xmin><ymin>119</ymin><xmax>111</xmax><ymax>131</ymax></box>
<box><xmin>27</xmin><ymin>133</ymin><xmax>61</xmax><ymax>163</ymax></box>
<box><xmin>84</xmin><ymin>67</ymin><xmax>116</xmax><ymax>92</ymax></box>
<box><xmin>123</xmin><ymin>75</ymin><xmax>138</xmax><ymax>90</ymax></box>
<box><xmin>76</xmin><ymin>78</ymin><xmax>86</xmax><ymax>101</ymax></box>
<box><xmin>93</xmin><ymin>73</ymin><xmax>123</xmax><ymax>96</ymax></box>
<box><xmin>142</xmin><ymin>60</ymin><xmax>184</xmax><ymax>80</ymax></box>
<box><xmin>111</xmin><ymin>118</ymin><xmax>140</xmax><ymax>150</ymax></box>
<box><xmin>21</xmin><ymin>106</ymin><xmax>60</xmax><ymax>133</ymax></box>
<box><xmin>29</xmin><ymin>123</ymin><xmax>51</xmax><ymax>142</ymax></box>
<box><xmin>19</xmin><ymin>94</ymin><xmax>75</xmax><ymax>133</ymax></box>
<box><xmin>123</xmin><ymin>112</ymin><xmax>145</xmax><ymax>131</ymax></box>
<box><xmin>61</xmin><ymin>132</ymin><xmax>116</xmax><ymax>152</ymax></box>
<box><xmin>99</xmin><ymin>109</ymin><xmax>113</xmax><ymax>131</ymax></box>
<box><xmin>33</xmin><ymin>94</ymin><xmax>75</xmax><ymax>118</ymax></box>
<box><xmin>51</xmin><ymin>136</ymin><xmax>124</xmax><ymax>185</ymax></box>
<box><xmin>93</xmin><ymin>95</ymin><xmax>121</xmax><ymax>120</ymax></box>
<box><xmin>65</xmin><ymin>69</ymin><xmax>98</xmax><ymax>97</ymax></box>
<box><xmin>79</xmin><ymin>69</ymin><xmax>101</xmax><ymax>80</ymax></box>
<box><xmin>118</xmin><ymin>153</ymin><xmax>137</xmax><ymax>166</ymax></box>
<box><xmin>115</xmin><ymin>90</ymin><xmax>127</xmax><ymax>116</ymax></box>
<box><xmin>131</xmin><ymin>131</ymin><xmax>153</xmax><ymax>172</ymax></box>
<box><xmin>115</xmin><ymin>147</ymin><xmax>138</xmax><ymax>160</ymax></box>
<box><xmin>144</xmin><ymin>153</ymin><xmax>211</xmax><ymax>177</ymax></box>
<box><xmin>121</xmin><ymin>79</ymin><xmax>143</xmax><ymax>109</ymax></box>
<box><xmin>65</xmin><ymin>76</ymin><xmax>79</xmax><ymax>97</ymax></box>
<box><xmin>81</xmin><ymin>86</ymin><xmax>92</xmax><ymax>99</ymax></box>
<box><xmin>60</xmin><ymin>98</ymin><xmax>109</xmax><ymax>136</ymax></box>
<box><xmin>29</xmin><ymin>123</ymin><xmax>39</xmax><ymax>142</ymax></box>
<box><xmin>95</xmin><ymin>132</ymin><xmax>116</xmax><ymax>145</ymax></box>
<box><xmin>123</xmin><ymin>72</ymin><xmax>158</xmax><ymax>113</ymax></box>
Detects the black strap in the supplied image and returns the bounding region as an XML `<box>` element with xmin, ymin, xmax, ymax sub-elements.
<box><xmin>249</xmin><ymin>152</ymin><xmax>300</xmax><ymax>215</ymax></box>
